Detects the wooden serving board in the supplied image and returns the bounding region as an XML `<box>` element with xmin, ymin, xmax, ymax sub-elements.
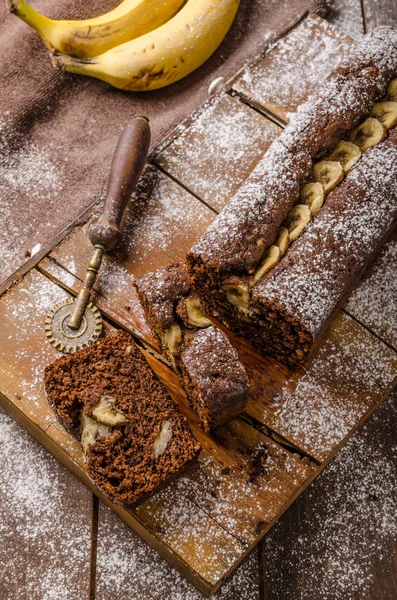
<box><xmin>0</xmin><ymin>15</ymin><xmax>396</xmax><ymax>597</ymax></box>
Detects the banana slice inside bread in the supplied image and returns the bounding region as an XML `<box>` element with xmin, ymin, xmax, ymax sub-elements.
<box><xmin>45</xmin><ymin>330</ymin><xmax>200</xmax><ymax>507</ymax></box>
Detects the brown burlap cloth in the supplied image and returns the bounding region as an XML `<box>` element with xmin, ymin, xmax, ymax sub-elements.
<box><xmin>0</xmin><ymin>0</ymin><xmax>327</xmax><ymax>283</ymax></box>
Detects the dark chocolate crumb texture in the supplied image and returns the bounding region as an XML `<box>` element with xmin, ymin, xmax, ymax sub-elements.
<box><xmin>187</xmin><ymin>27</ymin><xmax>397</xmax><ymax>369</ymax></box>
<box><xmin>45</xmin><ymin>331</ymin><xmax>200</xmax><ymax>507</ymax></box>
<box><xmin>134</xmin><ymin>262</ymin><xmax>250</xmax><ymax>431</ymax></box>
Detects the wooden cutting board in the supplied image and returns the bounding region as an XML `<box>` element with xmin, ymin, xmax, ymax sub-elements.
<box><xmin>0</xmin><ymin>15</ymin><xmax>396</xmax><ymax>597</ymax></box>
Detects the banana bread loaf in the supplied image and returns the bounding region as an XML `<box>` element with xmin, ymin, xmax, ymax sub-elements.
<box><xmin>45</xmin><ymin>330</ymin><xmax>200</xmax><ymax>507</ymax></box>
<box><xmin>186</xmin><ymin>27</ymin><xmax>397</xmax><ymax>369</ymax></box>
<box><xmin>249</xmin><ymin>131</ymin><xmax>397</xmax><ymax>367</ymax></box>
<box><xmin>134</xmin><ymin>262</ymin><xmax>250</xmax><ymax>431</ymax></box>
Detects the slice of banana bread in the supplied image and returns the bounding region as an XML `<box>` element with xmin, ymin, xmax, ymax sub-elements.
<box><xmin>134</xmin><ymin>262</ymin><xmax>250</xmax><ymax>431</ymax></box>
<box><xmin>45</xmin><ymin>330</ymin><xmax>200</xmax><ymax>507</ymax></box>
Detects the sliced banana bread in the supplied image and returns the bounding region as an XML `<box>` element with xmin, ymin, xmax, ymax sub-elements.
<box><xmin>134</xmin><ymin>262</ymin><xmax>250</xmax><ymax>431</ymax></box>
<box><xmin>45</xmin><ymin>330</ymin><xmax>200</xmax><ymax>507</ymax></box>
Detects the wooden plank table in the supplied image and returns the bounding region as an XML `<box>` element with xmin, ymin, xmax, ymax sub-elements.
<box><xmin>0</xmin><ymin>7</ymin><xmax>396</xmax><ymax>600</ymax></box>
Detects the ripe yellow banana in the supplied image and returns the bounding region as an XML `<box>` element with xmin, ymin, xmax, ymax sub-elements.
<box><xmin>54</xmin><ymin>0</ymin><xmax>240</xmax><ymax>91</ymax></box>
<box><xmin>7</xmin><ymin>0</ymin><xmax>186</xmax><ymax>59</ymax></box>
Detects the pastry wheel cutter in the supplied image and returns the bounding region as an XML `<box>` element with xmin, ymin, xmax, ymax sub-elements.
<box><xmin>45</xmin><ymin>116</ymin><xmax>151</xmax><ymax>353</ymax></box>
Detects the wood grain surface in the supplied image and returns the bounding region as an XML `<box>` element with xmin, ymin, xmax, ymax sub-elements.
<box><xmin>263</xmin><ymin>389</ymin><xmax>397</xmax><ymax>600</ymax></box>
<box><xmin>261</xmin><ymin>7</ymin><xmax>397</xmax><ymax>600</ymax></box>
<box><xmin>0</xmin><ymin>0</ymin><xmax>324</xmax><ymax>285</ymax></box>
<box><xmin>362</xmin><ymin>0</ymin><xmax>397</xmax><ymax>30</ymax></box>
<box><xmin>95</xmin><ymin>502</ymin><xmax>261</xmax><ymax>600</ymax></box>
<box><xmin>328</xmin><ymin>0</ymin><xmax>364</xmax><ymax>39</ymax></box>
<box><xmin>156</xmin><ymin>95</ymin><xmax>281</xmax><ymax>212</ymax></box>
<box><xmin>345</xmin><ymin>234</ymin><xmax>397</xmax><ymax>351</ymax></box>
<box><xmin>39</xmin><ymin>195</ymin><xmax>397</xmax><ymax>464</ymax></box>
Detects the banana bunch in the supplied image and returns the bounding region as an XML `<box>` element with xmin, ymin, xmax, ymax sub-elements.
<box><xmin>8</xmin><ymin>0</ymin><xmax>186</xmax><ymax>58</ymax></box>
<box><xmin>8</xmin><ymin>0</ymin><xmax>240</xmax><ymax>91</ymax></box>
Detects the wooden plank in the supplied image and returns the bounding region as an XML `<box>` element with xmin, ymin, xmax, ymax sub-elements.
<box><xmin>0</xmin><ymin>0</ymin><xmax>321</xmax><ymax>289</ymax></box>
<box><xmin>0</xmin><ymin>193</ymin><xmax>103</xmax><ymax>298</ymax></box>
<box><xmin>38</xmin><ymin>254</ymin><xmax>158</xmax><ymax>351</ymax></box>
<box><xmin>156</xmin><ymin>94</ymin><xmax>281</xmax><ymax>212</ymax></box>
<box><xmin>95</xmin><ymin>502</ymin><xmax>261</xmax><ymax>600</ymax></box>
<box><xmin>134</xmin><ymin>487</ymin><xmax>246</xmax><ymax>588</ymax></box>
<box><xmin>362</xmin><ymin>0</ymin><xmax>397</xmax><ymax>30</ymax></box>
<box><xmin>0</xmin><ymin>407</ymin><xmax>92</xmax><ymax>600</ymax></box>
<box><xmin>0</xmin><ymin>270</ymin><xmax>238</xmax><ymax>596</ymax></box>
<box><xmin>134</xmin><ymin>357</ymin><xmax>315</xmax><ymax>545</ymax></box>
<box><xmin>262</xmin><ymin>389</ymin><xmax>397</xmax><ymax>600</ymax></box>
<box><xmin>345</xmin><ymin>234</ymin><xmax>397</xmax><ymax>351</ymax></box>
<box><xmin>0</xmin><ymin>269</ymin><xmax>315</xmax><ymax>596</ymax></box>
<box><xmin>35</xmin><ymin>63</ymin><xmax>396</xmax><ymax>465</ymax></box>
<box><xmin>2</xmin><ymin>15</ymin><xmax>396</xmax><ymax>596</ymax></box>
<box><xmin>233</xmin><ymin>15</ymin><xmax>354</xmax><ymax>124</ymax></box>
<box><xmin>50</xmin><ymin>164</ymin><xmax>215</xmax><ymax>277</ymax></box>
<box><xmin>0</xmin><ymin>269</ymin><xmax>73</xmax><ymax>432</ymax></box>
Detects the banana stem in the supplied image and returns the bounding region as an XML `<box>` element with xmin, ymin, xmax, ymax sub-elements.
<box><xmin>51</xmin><ymin>52</ymin><xmax>94</xmax><ymax>74</ymax></box>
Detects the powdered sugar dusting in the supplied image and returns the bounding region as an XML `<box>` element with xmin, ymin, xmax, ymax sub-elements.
<box><xmin>136</xmin><ymin>483</ymin><xmax>244</xmax><ymax>584</ymax></box>
<box><xmin>0</xmin><ymin>409</ymin><xmax>91</xmax><ymax>600</ymax></box>
<box><xmin>1</xmin><ymin>270</ymin><xmax>69</xmax><ymax>421</ymax></box>
<box><xmin>117</xmin><ymin>166</ymin><xmax>213</xmax><ymax>271</ymax></box>
<box><xmin>281</xmin><ymin>26</ymin><xmax>397</xmax><ymax>150</ymax></box>
<box><xmin>256</xmin><ymin>140</ymin><xmax>397</xmax><ymax>335</ymax></box>
<box><xmin>346</xmin><ymin>237</ymin><xmax>397</xmax><ymax>348</ymax></box>
<box><xmin>96</xmin><ymin>502</ymin><xmax>259</xmax><ymax>600</ymax></box>
<box><xmin>191</xmin><ymin>139</ymin><xmax>310</xmax><ymax>267</ymax></box>
<box><xmin>191</xmin><ymin>27</ymin><xmax>397</xmax><ymax>272</ymax></box>
<box><xmin>0</xmin><ymin>115</ymin><xmax>63</xmax><ymax>282</ymax></box>
<box><xmin>158</xmin><ymin>94</ymin><xmax>279</xmax><ymax>210</ymax></box>
<box><xmin>95</xmin><ymin>260</ymin><xmax>135</xmax><ymax>298</ymax></box>
<box><xmin>235</xmin><ymin>15</ymin><xmax>353</xmax><ymax>120</ymax></box>
<box><xmin>328</xmin><ymin>0</ymin><xmax>365</xmax><ymax>40</ymax></box>
<box><xmin>265</xmin><ymin>391</ymin><xmax>397</xmax><ymax>600</ymax></box>
<box><xmin>268</xmin><ymin>317</ymin><xmax>397</xmax><ymax>460</ymax></box>
<box><xmin>168</xmin><ymin>447</ymin><xmax>311</xmax><ymax>544</ymax></box>
<box><xmin>184</xmin><ymin>326</ymin><xmax>243</xmax><ymax>373</ymax></box>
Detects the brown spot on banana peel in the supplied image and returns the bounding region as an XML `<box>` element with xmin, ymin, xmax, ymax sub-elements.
<box><xmin>62</xmin><ymin>25</ymin><xmax>124</xmax><ymax>58</ymax></box>
<box><xmin>124</xmin><ymin>68</ymin><xmax>168</xmax><ymax>91</ymax></box>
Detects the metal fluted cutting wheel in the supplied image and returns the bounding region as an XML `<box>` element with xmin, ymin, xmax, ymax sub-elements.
<box><xmin>45</xmin><ymin>299</ymin><xmax>103</xmax><ymax>354</ymax></box>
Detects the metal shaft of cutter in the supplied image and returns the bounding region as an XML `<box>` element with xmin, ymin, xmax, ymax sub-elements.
<box><xmin>68</xmin><ymin>245</ymin><xmax>104</xmax><ymax>330</ymax></box>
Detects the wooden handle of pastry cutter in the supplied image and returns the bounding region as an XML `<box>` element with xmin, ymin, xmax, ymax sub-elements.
<box><xmin>68</xmin><ymin>118</ymin><xmax>151</xmax><ymax>330</ymax></box>
<box><xmin>89</xmin><ymin>116</ymin><xmax>151</xmax><ymax>251</ymax></box>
